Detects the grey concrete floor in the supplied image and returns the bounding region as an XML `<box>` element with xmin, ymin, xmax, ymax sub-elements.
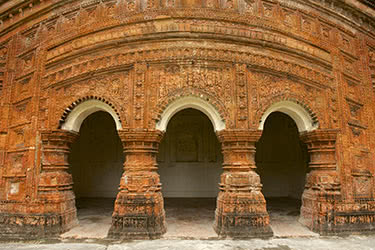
<box><xmin>266</xmin><ymin>198</ymin><xmax>318</xmax><ymax>238</ymax></box>
<box><xmin>2</xmin><ymin>236</ymin><xmax>375</xmax><ymax>250</ymax></box>
<box><xmin>61</xmin><ymin>198</ymin><xmax>114</xmax><ymax>239</ymax></box>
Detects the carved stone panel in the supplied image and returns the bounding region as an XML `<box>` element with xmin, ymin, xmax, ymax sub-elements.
<box><xmin>51</xmin><ymin>71</ymin><xmax>130</xmax><ymax>130</ymax></box>
<box><xmin>352</xmin><ymin>169</ymin><xmax>373</xmax><ymax>200</ymax></box>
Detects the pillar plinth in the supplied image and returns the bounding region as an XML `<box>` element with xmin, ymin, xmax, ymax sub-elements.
<box><xmin>38</xmin><ymin>130</ymin><xmax>79</xmax><ymax>236</ymax></box>
<box><xmin>214</xmin><ymin>129</ymin><xmax>273</xmax><ymax>238</ymax></box>
<box><xmin>299</xmin><ymin>129</ymin><xmax>341</xmax><ymax>233</ymax></box>
<box><xmin>108</xmin><ymin>129</ymin><xmax>166</xmax><ymax>239</ymax></box>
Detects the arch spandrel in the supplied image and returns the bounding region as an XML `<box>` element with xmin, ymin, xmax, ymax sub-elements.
<box><xmin>60</xmin><ymin>99</ymin><xmax>122</xmax><ymax>132</ymax></box>
<box><xmin>258</xmin><ymin>100</ymin><xmax>318</xmax><ymax>133</ymax></box>
<box><xmin>156</xmin><ymin>96</ymin><xmax>226</xmax><ymax>132</ymax></box>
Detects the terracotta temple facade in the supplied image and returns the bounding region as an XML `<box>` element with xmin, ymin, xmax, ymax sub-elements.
<box><xmin>0</xmin><ymin>0</ymin><xmax>375</xmax><ymax>239</ymax></box>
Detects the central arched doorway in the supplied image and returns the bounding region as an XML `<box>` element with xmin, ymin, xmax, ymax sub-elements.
<box><xmin>64</xmin><ymin>111</ymin><xmax>124</xmax><ymax>238</ymax></box>
<box><xmin>157</xmin><ymin>108</ymin><xmax>223</xmax><ymax>237</ymax></box>
<box><xmin>256</xmin><ymin>111</ymin><xmax>312</xmax><ymax>236</ymax></box>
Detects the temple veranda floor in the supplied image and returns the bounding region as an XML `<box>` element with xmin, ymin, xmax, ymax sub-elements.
<box><xmin>60</xmin><ymin>197</ymin><xmax>318</xmax><ymax>239</ymax></box>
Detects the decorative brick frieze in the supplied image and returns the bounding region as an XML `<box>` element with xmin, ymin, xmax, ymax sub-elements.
<box><xmin>43</xmin><ymin>45</ymin><xmax>333</xmax><ymax>91</ymax></box>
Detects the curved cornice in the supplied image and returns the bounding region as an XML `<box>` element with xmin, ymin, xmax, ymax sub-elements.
<box><xmin>0</xmin><ymin>0</ymin><xmax>374</xmax><ymax>40</ymax></box>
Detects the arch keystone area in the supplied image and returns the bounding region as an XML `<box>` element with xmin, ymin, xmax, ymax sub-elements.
<box><xmin>61</xmin><ymin>99</ymin><xmax>122</xmax><ymax>132</ymax></box>
<box><xmin>259</xmin><ymin>100</ymin><xmax>318</xmax><ymax>133</ymax></box>
<box><xmin>156</xmin><ymin>96</ymin><xmax>226</xmax><ymax>132</ymax></box>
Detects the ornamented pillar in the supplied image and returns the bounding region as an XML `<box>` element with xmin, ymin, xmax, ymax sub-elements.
<box><xmin>38</xmin><ymin>129</ymin><xmax>78</xmax><ymax>235</ymax></box>
<box><xmin>299</xmin><ymin>129</ymin><xmax>341</xmax><ymax>233</ymax></box>
<box><xmin>214</xmin><ymin>129</ymin><xmax>273</xmax><ymax>238</ymax></box>
<box><xmin>108</xmin><ymin>129</ymin><xmax>166</xmax><ymax>239</ymax></box>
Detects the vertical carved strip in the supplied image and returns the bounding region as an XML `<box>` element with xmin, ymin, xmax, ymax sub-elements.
<box><xmin>235</xmin><ymin>64</ymin><xmax>248</xmax><ymax>129</ymax></box>
<box><xmin>134</xmin><ymin>63</ymin><xmax>146</xmax><ymax>128</ymax></box>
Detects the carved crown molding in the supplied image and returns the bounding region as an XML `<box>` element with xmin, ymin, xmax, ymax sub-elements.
<box><xmin>1</xmin><ymin>0</ymin><xmax>374</xmax><ymax>45</ymax></box>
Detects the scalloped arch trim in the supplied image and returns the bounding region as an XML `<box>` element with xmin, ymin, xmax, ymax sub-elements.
<box><xmin>156</xmin><ymin>96</ymin><xmax>226</xmax><ymax>132</ymax></box>
<box><xmin>258</xmin><ymin>100</ymin><xmax>318</xmax><ymax>132</ymax></box>
<box><xmin>59</xmin><ymin>96</ymin><xmax>122</xmax><ymax>132</ymax></box>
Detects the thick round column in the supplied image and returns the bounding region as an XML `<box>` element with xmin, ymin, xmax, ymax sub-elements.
<box><xmin>299</xmin><ymin>129</ymin><xmax>341</xmax><ymax>233</ymax></box>
<box><xmin>214</xmin><ymin>129</ymin><xmax>273</xmax><ymax>238</ymax></box>
<box><xmin>108</xmin><ymin>129</ymin><xmax>166</xmax><ymax>239</ymax></box>
<box><xmin>38</xmin><ymin>129</ymin><xmax>79</xmax><ymax>235</ymax></box>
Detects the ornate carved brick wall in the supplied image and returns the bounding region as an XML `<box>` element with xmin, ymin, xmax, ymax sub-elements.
<box><xmin>0</xmin><ymin>0</ymin><xmax>374</xmax><ymax>239</ymax></box>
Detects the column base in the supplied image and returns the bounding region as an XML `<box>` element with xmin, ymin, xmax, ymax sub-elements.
<box><xmin>108</xmin><ymin>193</ymin><xmax>166</xmax><ymax>239</ymax></box>
<box><xmin>300</xmin><ymin>208</ymin><xmax>375</xmax><ymax>235</ymax></box>
<box><xmin>214</xmin><ymin>192</ymin><xmax>273</xmax><ymax>238</ymax></box>
<box><xmin>325</xmin><ymin>210</ymin><xmax>375</xmax><ymax>235</ymax></box>
<box><xmin>0</xmin><ymin>208</ymin><xmax>77</xmax><ymax>239</ymax></box>
<box><xmin>300</xmin><ymin>189</ymin><xmax>375</xmax><ymax>235</ymax></box>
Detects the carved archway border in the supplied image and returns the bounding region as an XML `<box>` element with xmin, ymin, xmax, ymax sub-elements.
<box><xmin>257</xmin><ymin>94</ymin><xmax>319</xmax><ymax>132</ymax></box>
<box><xmin>58</xmin><ymin>95</ymin><xmax>123</xmax><ymax>132</ymax></box>
<box><xmin>154</xmin><ymin>89</ymin><xmax>228</xmax><ymax>131</ymax></box>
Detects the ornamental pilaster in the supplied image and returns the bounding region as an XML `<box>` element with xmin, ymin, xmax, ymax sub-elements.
<box><xmin>108</xmin><ymin>129</ymin><xmax>166</xmax><ymax>239</ymax></box>
<box><xmin>214</xmin><ymin>129</ymin><xmax>273</xmax><ymax>238</ymax></box>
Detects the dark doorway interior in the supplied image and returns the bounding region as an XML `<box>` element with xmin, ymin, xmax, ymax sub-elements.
<box><xmin>256</xmin><ymin>112</ymin><xmax>310</xmax><ymax>235</ymax></box>
<box><xmin>65</xmin><ymin>111</ymin><xmax>124</xmax><ymax>238</ymax></box>
<box><xmin>158</xmin><ymin>108</ymin><xmax>223</xmax><ymax>237</ymax></box>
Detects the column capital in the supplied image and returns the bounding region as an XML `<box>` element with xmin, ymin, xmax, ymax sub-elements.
<box><xmin>40</xmin><ymin>130</ymin><xmax>78</xmax><ymax>172</ymax></box>
<box><xmin>40</xmin><ymin>129</ymin><xmax>78</xmax><ymax>147</ymax></box>
<box><xmin>216</xmin><ymin>129</ymin><xmax>261</xmax><ymax>172</ymax></box>
<box><xmin>118</xmin><ymin>129</ymin><xmax>164</xmax><ymax>143</ymax></box>
<box><xmin>216</xmin><ymin>129</ymin><xmax>262</xmax><ymax>144</ymax></box>
<box><xmin>300</xmin><ymin>129</ymin><xmax>339</xmax><ymax>145</ymax></box>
